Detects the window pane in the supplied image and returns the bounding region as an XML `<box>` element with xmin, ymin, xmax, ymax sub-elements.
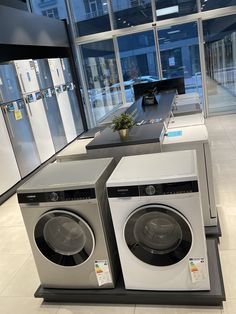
<box><xmin>70</xmin><ymin>0</ymin><xmax>111</xmax><ymax>36</ymax></box>
<box><xmin>201</xmin><ymin>0</ymin><xmax>236</xmax><ymax>11</ymax></box>
<box><xmin>203</xmin><ymin>15</ymin><xmax>236</xmax><ymax>114</ymax></box>
<box><xmin>117</xmin><ymin>31</ymin><xmax>159</xmax><ymax>103</ymax></box>
<box><xmin>156</xmin><ymin>0</ymin><xmax>197</xmax><ymax>21</ymax></box>
<box><xmin>30</xmin><ymin>0</ymin><xmax>68</xmax><ymax>20</ymax></box>
<box><xmin>158</xmin><ymin>22</ymin><xmax>203</xmax><ymax>103</ymax></box>
<box><xmin>111</xmin><ymin>0</ymin><xmax>153</xmax><ymax>29</ymax></box>
<box><xmin>80</xmin><ymin>40</ymin><xmax>122</xmax><ymax>125</ymax></box>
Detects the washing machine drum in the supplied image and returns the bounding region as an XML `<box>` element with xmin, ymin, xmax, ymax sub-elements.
<box><xmin>125</xmin><ymin>204</ymin><xmax>192</xmax><ymax>266</ymax></box>
<box><xmin>34</xmin><ymin>209</ymin><xmax>95</xmax><ymax>266</ymax></box>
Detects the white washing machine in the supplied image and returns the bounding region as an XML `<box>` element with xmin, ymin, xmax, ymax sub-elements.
<box><xmin>162</xmin><ymin>125</ymin><xmax>217</xmax><ymax>227</ymax></box>
<box><xmin>107</xmin><ymin>150</ymin><xmax>210</xmax><ymax>291</ymax></box>
<box><xmin>56</xmin><ymin>138</ymin><xmax>93</xmax><ymax>162</ymax></box>
<box><xmin>17</xmin><ymin>158</ymin><xmax>118</xmax><ymax>289</ymax></box>
<box><xmin>168</xmin><ymin>113</ymin><xmax>204</xmax><ymax>129</ymax></box>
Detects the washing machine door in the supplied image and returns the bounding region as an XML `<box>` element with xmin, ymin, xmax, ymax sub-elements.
<box><xmin>34</xmin><ymin>209</ymin><xmax>95</xmax><ymax>266</ymax></box>
<box><xmin>124</xmin><ymin>204</ymin><xmax>192</xmax><ymax>266</ymax></box>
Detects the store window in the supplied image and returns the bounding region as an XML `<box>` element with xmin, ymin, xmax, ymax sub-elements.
<box><xmin>70</xmin><ymin>0</ymin><xmax>111</xmax><ymax>36</ymax></box>
<box><xmin>29</xmin><ymin>0</ymin><xmax>68</xmax><ymax>20</ymax></box>
<box><xmin>200</xmin><ymin>0</ymin><xmax>236</xmax><ymax>11</ymax></box>
<box><xmin>155</xmin><ymin>0</ymin><xmax>197</xmax><ymax>21</ymax></box>
<box><xmin>158</xmin><ymin>22</ymin><xmax>202</xmax><ymax>101</ymax></box>
<box><xmin>203</xmin><ymin>14</ymin><xmax>236</xmax><ymax>114</ymax></box>
<box><xmin>117</xmin><ymin>31</ymin><xmax>159</xmax><ymax>103</ymax></box>
<box><xmin>111</xmin><ymin>0</ymin><xmax>153</xmax><ymax>29</ymax></box>
<box><xmin>80</xmin><ymin>39</ymin><xmax>121</xmax><ymax>124</ymax></box>
<box><xmin>42</xmin><ymin>8</ymin><xmax>59</xmax><ymax>19</ymax></box>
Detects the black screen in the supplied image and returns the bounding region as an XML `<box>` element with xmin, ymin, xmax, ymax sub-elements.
<box><xmin>133</xmin><ymin>77</ymin><xmax>185</xmax><ymax>100</ymax></box>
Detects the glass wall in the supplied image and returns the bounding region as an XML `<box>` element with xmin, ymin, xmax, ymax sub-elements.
<box><xmin>200</xmin><ymin>0</ymin><xmax>236</xmax><ymax>11</ymax></box>
<box><xmin>30</xmin><ymin>0</ymin><xmax>68</xmax><ymax>19</ymax></box>
<box><xmin>70</xmin><ymin>0</ymin><xmax>111</xmax><ymax>36</ymax></box>
<box><xmin>156</xmin><ymin>0</ymin><xmax>197</xmax><ymax>21</ymax></box>
<box><xmin>158</xmin><ymin>22</ymin><xmax>202</xmax><ymax>101</ymax></box>
<box><xmin>80</xmin><ymin>39</ymin><xmax>122</xmax><ymax>124</ymax></box>
<box><xmin>117</xmin><ymin>30</ymin><xmax>159</xmax><ymax>103</ymax></box>
<box><xmin>29</xmin><ymin>0</ymin><xmax>236</xmax><ymax>124</ymax></box>
<box><xmin>111</xmin><ymin>0</ymin><xmax>153</xmax><ymax>29</ymax></box>
<box><xmin>203</xmin><ymin>14</ymin><xmax>236</xmax><ymax>114</ymax></box>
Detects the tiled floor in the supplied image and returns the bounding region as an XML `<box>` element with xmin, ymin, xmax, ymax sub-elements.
<box><xmin>0</xmin><ymin>114</ymin><xmax>236</xmax><ymax>313</ymax></box>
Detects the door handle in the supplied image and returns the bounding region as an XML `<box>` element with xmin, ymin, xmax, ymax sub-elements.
<box><xmin>19</xmin><ymin>74</ymin><xmax>26</xmax><ymax>93</ymax></box>
<box><xmin>2</xmin><ymin>106</ymin><xmax>15</xmax><ymax>139</ymax></box>
<box><xmin>24</xmin><ymin>97</ymin><xmax>32</xmax><ymax>117</ymax></box>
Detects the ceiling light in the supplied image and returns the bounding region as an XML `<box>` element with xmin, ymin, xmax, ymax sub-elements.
<box><xmin>167</xmin><ymin>30</ymin><xmax>180</xmax><ymax>34</ymax></box>
<box><xmin>102</xmin><ymin>2</ymin><xmax>107</xmax><ymax>5</ymax></box>
<box><xmin>118</xmin><ymin>17</ymin><xmax>121</xmax><ymax>21</ymax></box>
<box><xmin>156</xmin><ymin>6</ymin><xmax>179</xmax><ymax>17</ymax></box>
<box><xmin>123</xmin><ymin>20</ymin><xmax>127</xmax><ymax>24</ymax></box>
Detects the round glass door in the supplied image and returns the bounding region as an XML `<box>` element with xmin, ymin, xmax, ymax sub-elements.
<box><xmin>35</xmin><ymin>210</ymin><xmax>95</xmax><ymax>266</ymax></box>
<box><xmin>124</xmin><ymin>204</ymin><xmax>192</xmax><ymax>266</ymax></box>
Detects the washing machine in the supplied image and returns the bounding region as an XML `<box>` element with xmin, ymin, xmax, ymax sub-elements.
<box><xmin>162</xmin><ymin>125</ymin><xmax>217</xmax><ymax>227</ymax></box>
<box><xmin>107</xmin><ymin>150</ymin><xmax>210</xmax><ymax>291</ymax></box>
<box><xmin>17</xmin><ymin>158</ymin><xmax>118</xmax><ymax>289</ymax></box>
<box><xmin>56</xmin><ymin>138</ymin><xmax>93</xmax><ymax>162</ymax></box>
<box><xmin>168</xmin><ymin>113</ymin><xmax>204</xmax><ymax>129</ymax></box>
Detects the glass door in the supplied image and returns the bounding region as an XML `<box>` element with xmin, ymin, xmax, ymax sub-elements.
<box><xmin>158</xmin><ymin>22</ymin><xmax>203</xmax><ymax>105</ymax></box>
<box><xmin>117</xmin><ymin>30</ymin><xmax>159</xmax><ymax>104</ymax></box>
<box><xmin>125</xmin><ymin>204</ymin><xmax>192</xmax><ymax>266</ymax></box>
<box><xmin>35</xmin><ymin>210</ymin><xmax>95</xmax><ymax>266</ymax></box>
<box><xmin>203</xmin><ymin>14</ymin><xmax>236</xmax><ymax>114</ymax></box>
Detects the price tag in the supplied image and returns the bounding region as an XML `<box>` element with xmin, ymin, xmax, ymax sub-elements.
<box><xmin>14</xmin><ymin>110</ymin><xmax>22</xmax><ymax>121</ymax></box>
<box><xmin>94</xmin><ymin>260</ymin><xmax>112</xmax><ymax>286</ymax></box>
<box><xmin>189</xmin><ymin>258</ymin><xmax>206</xmax><ymax>283</ymax></box>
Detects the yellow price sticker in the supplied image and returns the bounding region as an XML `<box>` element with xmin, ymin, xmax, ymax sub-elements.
<box><xmin>14</xmin><ymin>110</ymin><xmax>22</xmax><ymax>120</ymax></box>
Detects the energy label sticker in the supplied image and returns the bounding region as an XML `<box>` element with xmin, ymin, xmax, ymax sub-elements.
<box><xmin>94</xmin><ymin>260</ymin><xmax>112</xmax><ymax>287</ymax></box>
<box><xmin>189</xmin><ymin>258</ymin><xmax>206</xmax><ymax>283</ymax></box>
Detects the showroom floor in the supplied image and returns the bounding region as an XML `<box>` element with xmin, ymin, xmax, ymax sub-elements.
<box><xmin>0</xmin><ymin>114</ymin><xmax>236</xmax><ymax>313</ymax></box>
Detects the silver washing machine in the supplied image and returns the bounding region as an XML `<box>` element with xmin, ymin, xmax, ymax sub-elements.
<box><xmin>17</xmin><ymin>158</ymin><xmax>118</xmax><ymax>289</ymax></box>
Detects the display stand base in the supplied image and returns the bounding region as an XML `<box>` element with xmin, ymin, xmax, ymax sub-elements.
<box><xmin>205</xmin><ymin>218</ymin><xmax>221</xmax><ymax>238</ymax></box>
<box><xmin>35</xmin><ymin>239</ymin><xmax>225</xmax><ymax>307</ymax></box>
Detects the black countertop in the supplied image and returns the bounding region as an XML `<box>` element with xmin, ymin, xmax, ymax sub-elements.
<box><xmin>86</xmin><ymin>90</ymin><xmax>176</xmax><ymax>150</ymax></box>
<box><xmin>126</xmin><ymin>90</ymin><xmax>176</xmax><ymax>122</ymax></box>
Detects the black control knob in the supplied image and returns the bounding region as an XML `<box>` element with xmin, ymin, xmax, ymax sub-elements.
<box><xmin>50</xmin><ymin>192</ymin><xmax>59</xmax><ymax>202</ymax></box>
<box><xmin>145</xmin><ymin>185</ymin><xmax>156</xmax><ymax>196</ymax></box>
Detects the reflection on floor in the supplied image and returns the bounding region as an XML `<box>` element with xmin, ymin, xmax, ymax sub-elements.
<box><xmin>0</xmin><ymin>114</ymin><xmax>236</xmax><ymax>312</ymax></box>
<box><xmin>207</xmin><ymin>78</ymin><xmax>236</xmax><ymax>114</ymax></box>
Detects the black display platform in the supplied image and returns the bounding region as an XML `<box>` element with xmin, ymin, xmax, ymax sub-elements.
<box><xmin>205</xmin><ymin>219</ymin><xmax>221</xmax><ymax>238</ymax></box>
<box><xmin>35</xmin><ymin>239</ymin><xmax>225</xmax><ymax>306</ymax></box>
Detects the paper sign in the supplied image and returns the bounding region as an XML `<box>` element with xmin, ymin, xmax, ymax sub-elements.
<box><xmin>47</xmin><ymin>88</ymin><xmax>52</xmax><ymax>97</ymax></box>
<box><xmin>14</xmin><ymin>110</ymin><xmax>22</xmax><ymax>120</ymax></box>
<box><xmin>94</xmin><ymin>260</ymin><xmax>112</xmax><ymax>286</ymax></box>
<box><xmin>13</xmin><ymin>101</ymin><xmax>19</xmax><ymax>111</ymax></box>
<box><xmin>166</xmin><ymin>130</ymin><xmax>182</xmax><ymax>137</ymax></box>
<box><xmin>189</xmin><ymin>258</ymin><xmax>206</xmax><ymax>283</ymax></box>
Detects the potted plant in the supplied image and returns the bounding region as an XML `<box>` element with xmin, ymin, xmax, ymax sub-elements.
<box><xmin>112</xmin><ymin>113</ymin><xmax>134</xmax><ymax>140</ymax></box>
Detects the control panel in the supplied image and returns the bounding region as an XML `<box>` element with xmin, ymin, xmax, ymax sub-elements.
<box><xmin>17</xmin><ymin>188</ymin><xmax>96</xmax><ymax>204</ymax></box>
<box><xmin>107</xmin><ymin>181</ymin><xmax>198</xmax><ymax>198</ymax></box>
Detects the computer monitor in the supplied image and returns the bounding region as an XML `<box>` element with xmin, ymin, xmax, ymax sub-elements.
<box><xmin>133</xmin><ymin>77</ymin><xmax>185</xmax><ymax>100</ymax></box>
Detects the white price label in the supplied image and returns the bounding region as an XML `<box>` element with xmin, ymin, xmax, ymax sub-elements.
<box><xmin>189</xmin><ymin>258</ymin><xmax>206</xmax><ymax>283</ymax></box>
<box><xmin>94</xmin><ymin>260</ymin><xmax>112</xmax><ymax>287</ymax></box>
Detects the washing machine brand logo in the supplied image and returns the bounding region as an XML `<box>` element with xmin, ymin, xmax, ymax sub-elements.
<box><xmin>117</xmin><ymin>189</ymin><xmax>129</xmax><ymax>192</ymax></box>
<box><xmin>27</xmin><ymin>195</ymin><xmax>36</xmax><ymax>198</ymax></box>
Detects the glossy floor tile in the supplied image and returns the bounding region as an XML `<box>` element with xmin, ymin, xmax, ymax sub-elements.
<box><xmin>1</xmin><ymin>256</ymin><xmax>40</xmax><ymax>297</ymax></box>
<box><xmin>57</xmin><ymin>304</ymin><xmax>135</xmax><ymax>314</ymax></box>
<box><xmin>0</xmin><ymin>114</ymin><xmax>236</xmax><ymax>313</ymax></box>
<box><xmin>0</xmin><ymin>297</ymin><xmax>59</xmax><ymax>314</ymax></box>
